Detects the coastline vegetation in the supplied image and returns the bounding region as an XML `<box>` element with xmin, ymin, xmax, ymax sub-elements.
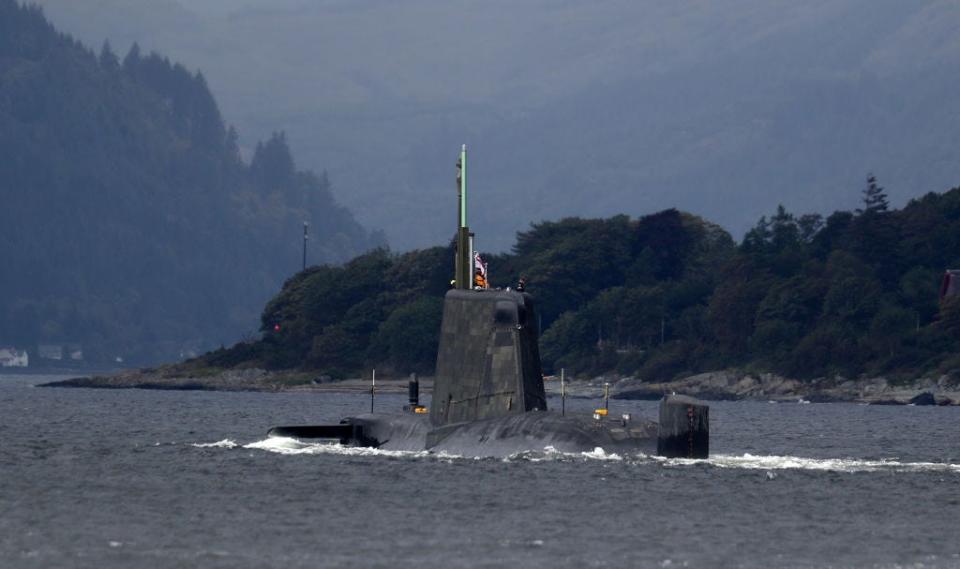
<box><xmin>197</xmin><ymin>178</ymin><xmax>960</xmax><ymax>384</ymax></box>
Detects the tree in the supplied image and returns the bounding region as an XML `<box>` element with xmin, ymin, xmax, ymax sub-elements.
<box><xmin>368</xmin><ymin>298</ymin><xmax>443</xmax><ymax>373</ymax></box>
<box><xmin>122</xmin><ymin>41</ymin><xmax>141</xmax><ymax>70</ymax></box>
<box><xmin>707</xmin><ymin>258</ymin><xmax>772</xmax><ymax>357</ymax></box>
<box><xmin>857</xmin><ymin>174</ymin><xmax>889</xmax><ymax>215</ymax></box>
<box><xmin>741</xmin><ymin>215</ymin><xmax>772</xmax><ymax>253</ymax></box>
<box><xmin>849</xmin><ymin>174</ymin><xmax>900</xmax><ymax>280</ymax></box>
<box><xmin>98</xmin><ymin>40</ymin><xmax>118</xmax><ymax>71</ymax></box>
<box><xmin>770</xmin><ymin>205</ymin><xmax>799</xmax><ymax>250</ymax></box>
<box><xmin>630</xmin><ymin>208</ymin><xmax>692</xmax><ymax>280</ymax></box>
<box><xmin>224</xmin><ymin>125</ymin><xmax>242</xmax><ymax>165</ymax></box>
<box><xmin>797</xmin><ymin>213</ymin><xmax>823</xmax><ymax>243</ymax></box>
<box><xmin>250</xmin><ymin>132</ymin><xmax>296</xmax><ymax>191</ymax></box>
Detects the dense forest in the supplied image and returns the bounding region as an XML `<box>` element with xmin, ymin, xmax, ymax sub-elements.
<box><xmin>0</xmin><ymin>2</ymin><xmax>381</xmax><ymax>364</ymax></box>
<box><xmin>201</xmin><ymin>179</ymin><xmax>960</xmax><ymax>383</ymax></box>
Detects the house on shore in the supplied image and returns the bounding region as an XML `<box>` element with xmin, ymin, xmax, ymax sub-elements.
<box><xmin>0</xmin><ymin>347</ymin><xmax>29</xmax><ymax>368</ymax></box>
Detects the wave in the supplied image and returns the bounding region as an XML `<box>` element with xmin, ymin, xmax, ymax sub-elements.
<box><xmin>191</xmin><ymin>438</ymin><xmax>960</xmax><ymax>473</ymax></box>
<box><xmin>242</xmin><ymin>436</ymin><xmax>456</xmax><ymax>459</ymax></box>
<box><xmin>191</xmin><ymin>439</ymin><xmax>239</xmax><ymax>449</ymax></box>
<box><xmin>505</xmin><ymin>446</ymin><xmax>624</xmax><ymax>462</ymax></box>
<box><xmin>506</xmin><ymin>449</ymin><xmax>960</xmax><ymax>472</ymax></box>
<box><xmin>668</xmin><ymin>453</ymin><xmax>960</xmax><ymax>473</ymax></box>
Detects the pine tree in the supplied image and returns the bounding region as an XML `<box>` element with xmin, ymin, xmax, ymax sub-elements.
<box><xmin>741</xmin><ymin>215</ymin><xmax>772</xmax><ymax>252</ymax></box>
<box><xmin>250</xmin><ymin>132</ymin><xmax>296</xmax><ymax>191</ymax></box>
<box><xmin>857</xmin><ymin>173</ymin><xmax>889</xmax><ymax>215</ymax></box>
<box><xmin>122</xmin><ymin>42</ymin><xmax>141</xmax><ymax>71</ymax></box>
<box><xmin>770</xmin><ymin>205</ymin><xmax>799</xmax><ymax>250</ymax></box>
<box><xmin>98</xmin><ymin>40</ymin><xmax>118</xmax><ymax>71</ymax></box>
<box><xmin>224</xmin><ymin>125</ymin><xmax>242</xmax><ymax>165</ymax></box>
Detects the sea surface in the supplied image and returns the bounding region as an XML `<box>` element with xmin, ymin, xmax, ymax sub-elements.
<box><xmin>2</xmin><ymin>374</ymin><xmax>959</xmax><ymax>569</ymax></box>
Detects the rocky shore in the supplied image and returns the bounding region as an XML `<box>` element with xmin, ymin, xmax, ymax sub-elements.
<box><xmin>42</xmin><ymin>367</ymin><xmax>960</xmax><ymax>405</ymax></box>
<box><xmin>545</xmin><ymin>370</ymin><xmax>960</xmax><ymax>406</ymax></box>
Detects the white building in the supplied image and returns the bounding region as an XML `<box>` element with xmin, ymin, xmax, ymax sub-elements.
<box><xmin>0</xmin><ymin>347</ymin><xmax>29</xmax><ymax>368</ymax></box>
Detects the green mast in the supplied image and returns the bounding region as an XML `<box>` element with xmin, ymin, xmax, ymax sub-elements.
<box><xmin>460</xmin><ymin>144</ymin><xmax>467</xmax><ymax>227</ymax></box>
<box><xmin>455</xmin><ymin>144</ymin><xmax>472</xmax><ymax>289</ymax></box>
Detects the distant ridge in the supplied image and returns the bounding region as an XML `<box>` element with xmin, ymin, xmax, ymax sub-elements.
<box><xmin>29</xmin><ymin>0</ymin><xmax>960</xmax><ymax>250</ymax></box>
<box><xmin>0</xmin><ymin>0</ymin><xmax>383</xmax><ymax>364</ymax></box>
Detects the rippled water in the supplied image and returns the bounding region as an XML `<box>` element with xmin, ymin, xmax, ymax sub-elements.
<box><xmin>2</xmin><ymin>374</ymin><xmax>959</xmax><ymax>568</ymax></box>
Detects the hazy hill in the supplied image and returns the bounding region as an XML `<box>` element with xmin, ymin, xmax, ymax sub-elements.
<box><xmin>30</xmin><ymin>0</ymin><xmax>960</xmax><ymax>251</ymax></box>
<box><xmin>0</xmin><ymin>1</ymin><xmax>381</xmax><ymax>364</ymax></box>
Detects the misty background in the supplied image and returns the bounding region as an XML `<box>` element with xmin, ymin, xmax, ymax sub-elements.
<box><xmin>5</xmin><ymin>0</ymin><xmax>960</xmax><ymax>368</ymax></box>
<box><xmin>33</xmin><ymin>0</ymin><xmax>960</xmax><ymax>252</ymax></box>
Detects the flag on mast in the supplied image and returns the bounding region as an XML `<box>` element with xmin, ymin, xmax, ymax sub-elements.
<box><xmin>474</xmin><ymin>252</ymin><xmax>488</xmax><ymax>287</ymax></box>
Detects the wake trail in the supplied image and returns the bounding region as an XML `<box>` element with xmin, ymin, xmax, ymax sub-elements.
<box><xmin>192</xmin><ymin>438</ymin><xmax>960</xmax><ymax>473</ymax></box>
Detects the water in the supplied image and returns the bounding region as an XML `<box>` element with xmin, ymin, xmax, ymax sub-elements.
<box><xmin>2</xmin><ymin>374</ymin><xmax>959</xmax><ymax>568</ymax></box>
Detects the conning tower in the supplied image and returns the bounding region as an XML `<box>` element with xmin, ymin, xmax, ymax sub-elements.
<box><xmin>431</xmin><ymin>289</ymin><xmax>547</xmax><ymax>426</ymax></box>
<box><xmin>433</xmin><ymin>145</ymin><xmax>546</xmax><ymax>425</ymax></box>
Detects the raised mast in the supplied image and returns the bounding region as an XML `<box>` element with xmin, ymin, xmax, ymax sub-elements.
<box><xmin>460</xmin><ymin>144</ymin><xmax>467</xmax><ymax>228</ymax></box>
<box><xmin>455</xmin><ymin>144</ymin><xmax>472</xmax><ymax>289</ymax></box>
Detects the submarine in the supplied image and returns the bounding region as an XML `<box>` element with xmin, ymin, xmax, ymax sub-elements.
<box><xmin>268</xmin><ymin>145</ymin><xmax>709</xmax><ymax>459</ymax></box>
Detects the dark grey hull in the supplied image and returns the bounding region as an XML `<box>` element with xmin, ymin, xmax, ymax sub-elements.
<box><xmin>268</xmin><ymin>395</ymin><xmax>707</xmax><ymax>459</ymax></box>
<box><xmin>270</xmin><ymin>411</ymin><xmax>657</xmax><ymax>458</ymax></box>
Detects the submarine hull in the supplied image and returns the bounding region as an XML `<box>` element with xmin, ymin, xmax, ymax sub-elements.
<box><xmin>269</xmin><ymin>393</ymin><xmax>707</xmax><ymax>459</ymax></box>
<box><xmin>272</xmin><ymin>412</ymin><xmax>658</xmax><ymax>458</ymax></box>
<box><xmin>425</xmin><ymin>412</ymin><xmax>658</xmax><ymax>457</ymax></box>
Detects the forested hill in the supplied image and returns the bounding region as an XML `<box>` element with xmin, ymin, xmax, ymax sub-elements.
<box><xmin>197</xmin><ymin>180</ymin><xmax>960</xmax><ymax>384</ymax></box>
<box><xmin>0</xmin><ymin>1</ymin><xmax>382</xmax><ymax>364</ymax></box>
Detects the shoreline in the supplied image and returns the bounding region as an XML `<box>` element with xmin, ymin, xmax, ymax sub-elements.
<box><xmin>39</xmin><ymin>368</ymin><xmax>428</xmax><ymax>395</ymax></box>
<box><xmin>0</xmin><ymin>366</ymin><xmax>123</xmax><ymax>376</ymax></box>
<box><xmin>36</xmin><ymin>367</ymin><xmax>960</xmax><ymax>405</ymax></box>
<box><xmin>604</xmin><ymin>371</ymin><xmax>960</xmax><ymax>406</ymax></box>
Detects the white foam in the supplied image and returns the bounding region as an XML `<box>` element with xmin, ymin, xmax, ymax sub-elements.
<box><xmin>192</xmin><ymin>437</ymin><xmax>960</xmax><ymax>473</ymax></box>
<box><xmin>663</xmin><ymin>453</ymin><xmax>960</xmax><ymax>473</ymax></box>
<box><xmin>242</xmin><ymin>436</ymin><xmax>439</xmax><ymax>458</ymax></box>
<box><xmin>235</xmin><ymin>438</ymin><xmax>625</xmax><ymax>463</ymax></box>
<box><xmin>192</xmin><ymin>439</ymin><xmax>239</xmax><ymax>449</ymax></box>
<box><xmin>503</xmin><ymin>445</ymin><xmax>626</xmax><ymax>462</ymax></box>
<box><xmin>580</xmin><ymin>447</ymin><xmax>623</xmax><ymax>461</ymax></box>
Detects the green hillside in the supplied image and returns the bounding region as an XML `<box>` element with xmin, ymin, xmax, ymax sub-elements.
<box><xmin>0</xmin><ymin>1</ymin><xmax>381</xmax><ymax>364</ymax></box>
<box><xmin>195</xmin><ymin>179</ymin><xmax>960</xmax><ymax>383</ymax></box>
